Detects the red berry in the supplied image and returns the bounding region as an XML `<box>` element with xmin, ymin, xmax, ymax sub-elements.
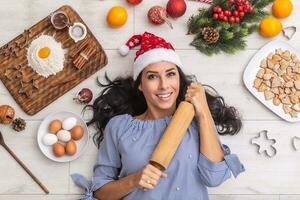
<box><xmin>229</xmin><ymin>16</ymin><xmax>235</xmax><ymax>22</ymax></box>
<box><xmin>233</xmin><ymin>10</ymin><xmax>239</xmax><ymax>16</ymax></box>
<box><xmin>249</xmin><ymin>6</ymin><xmax>254</xmax><ymax>12</ymax></box>
<box><xmin>224</xmin><ymin>10</ymin><xmax>231</xmax><ymax>16</ymax></box>
<box><xmin>223</xmin><ymin>16</ymin><xmax>228</xmax><ymax>21</ymax></box>
<box><xmin>218</xmin><ymin>7</ymin><xmax>223</xmax><ymax>13</ymax></box>
<box><xmin>229</xmin><ymin>0</ymin><xmax>234</xmax><ymax>3</ymax></box>
<box><xmin>245</xmin><ymin>1</ymin><xmax>250</xmax><ymax>5</ymax></box>
<box><xmin>213</xmin><ymin>7</ymin><xmax>219</xmax><ymax>12</ymax></box>
<box><xmin>213</xmin><ymin>13</ymin><xmax>219</xmax><ymax>19</ymax></box>
<box><xmin>237</xmin><ymin>0</ymin><xmax>242</xmax><ymax>3</ymax></box>
<box><xmin>238</xmin><ymin>6</ymin><xmax>244</xmax><ymax>11</ymax></box>
<box><xmin>239</xmin><ymin>11</ymin><xmax>245</xmax><ymax>17</ymax></box>
<box><xmin>235</xmin><ymin>17</ymin><xmax>240</xmax><ymax>23</ymax></box>
<box><xmin>219</xmin><ymin>13</ymin><xmax>224</xmax><ymax>19</ymax></box>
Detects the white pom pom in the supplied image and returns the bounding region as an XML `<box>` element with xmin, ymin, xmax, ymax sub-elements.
<box><xmin>118</xmin><ymin>45</ymin><xmax>130</xmax><ymax>56</ymax></box>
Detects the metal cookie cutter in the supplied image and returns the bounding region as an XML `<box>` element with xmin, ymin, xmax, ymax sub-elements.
<box><xmin>251</xmin><ymin>130</ymin><xmax>277</xmax><ymax>158</ymax></box>
<box><xmin>282</xmin><ymin>26</ymin><xmax>296</xmax><ymax>40</ymax></box>
<box><xmin>292</xmin><ymin>136</ymin><xmax>300</xmax><ymax>151</ymax></box>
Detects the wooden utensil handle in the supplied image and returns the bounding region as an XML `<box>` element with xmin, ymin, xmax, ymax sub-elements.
<box><xmin>3</xmin><ymin>143</ymin><xmax>49</xmax><ymax>194</ymax></box>
<box><xmin>150</xmin><ymin>101</ymin><xmax>195</xmax><ymax>170</ymax></box>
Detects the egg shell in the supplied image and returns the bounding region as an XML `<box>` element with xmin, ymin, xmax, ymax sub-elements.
<box><xmin>71</xmin><ymin>125</ymin><xmax>84</xmax><ymax>140</ymax></box>
<box><xmin>42</xmin><ymin>133</ymin><xmax>58</xmax><ymax>146</ymax></box>
<box><xmin>65</xmin><ymin>140</ymin><xmax>77</xmax><ymax>156</ymax></box>
<box><xmin>53</xmin><ymin>143</ymin><xmax>65</xmax><ymax>157</ymax></box>
<box><xmin>57</xmin><ymin>130</ymin><xmax>71</xmax><ymax>142</ymax></box>
<box><xmin>48</xmin><ymin>119</ymin><xmax>62</xmax><ymax>134</ymax></box>
<box><xmin>62</xmin><ymin>117</ymin><xmax>77</xmax><ymax>130</ymax></box>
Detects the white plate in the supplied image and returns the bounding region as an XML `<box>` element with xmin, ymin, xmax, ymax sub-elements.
<box><xmin>243</xmin><ymin>40</ymin><xmax>300</xmax><ymax>123</ymax></box>
<box><xmin>37</xmin><ymin>111</ymin><xmax>89</xmax><ymax>162</ymax></box>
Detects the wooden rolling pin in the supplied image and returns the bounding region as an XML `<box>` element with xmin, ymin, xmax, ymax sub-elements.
<box><xmin>149</xmin><ymin>101</ymin><xmax>195</xmax><ymax>170</ymax></box>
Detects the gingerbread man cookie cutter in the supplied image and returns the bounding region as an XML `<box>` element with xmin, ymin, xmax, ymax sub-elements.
<box><xmin>251</xmin><ymin>130</ymin><xmax>277</xmax><ymax>158</ymax></box>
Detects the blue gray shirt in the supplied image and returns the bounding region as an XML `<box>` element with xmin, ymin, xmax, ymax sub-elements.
<box><xmin>72</xmin><ymin>114</ymin><xmax>245</xmax><ymax>200</ymax></box>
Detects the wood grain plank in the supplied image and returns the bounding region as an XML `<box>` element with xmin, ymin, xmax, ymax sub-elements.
<box><xmin>208</xmin><ymin>120</ymin><xmax>300</xmax><ymax>195</ymax></box>
<box><xmin>280</xmin><ymin>195</ymin><xmax>300</xmax><ymax>200</ymax></box>
<box><xmin>0</xmin><ymin>122</ymin><xmax>69</xmax><ymax>194</ymax></box>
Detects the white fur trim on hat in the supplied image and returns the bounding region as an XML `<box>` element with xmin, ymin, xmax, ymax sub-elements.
<box><xmin>118</xmin><ymin>45</ymin><xmax>130</xmax><ymax>56</ymax></box>
<box><xmin>133</xmin><ymin>48</ymin><xmax>182</xmax><ymax>80</ymax></box>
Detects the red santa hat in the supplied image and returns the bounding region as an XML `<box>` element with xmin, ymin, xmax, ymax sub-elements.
<box><xmin>118</xmin><ymin>32</ymin><xmax>183</xmax><ymax>80</ymax></box>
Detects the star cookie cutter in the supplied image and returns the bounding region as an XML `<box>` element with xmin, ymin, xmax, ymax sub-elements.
<box><xmin>292</xmin><ymin>136</ymin><xmax>300</xmax><ymax>151</ymax></box>
<box><xmin>251</xmin><ymin>130</ymin><xmax>277</xmax><ymax>158</ymax></box>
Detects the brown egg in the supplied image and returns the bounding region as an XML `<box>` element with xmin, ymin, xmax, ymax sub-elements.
<box><xmin>53</xmin><ymin>143</ymin><xmax>65</xmax><ymax>157</ymax></box>
<box><xmin>65</xmin><ymin>140</ymin><xmax>77</xmax><ymax>156</ymax></box>
<box><xmin>48</xmin><ymin>119</ymin><xmax>62</xmax><ymax>134</ymax></box>
<box><xmin>71</xmin><ymin>125</ymin><xmax>84</xmax><ymax>140</ymax></box>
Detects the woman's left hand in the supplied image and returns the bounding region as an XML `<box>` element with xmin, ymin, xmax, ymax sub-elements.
<box><xmin>185</xmin><ymin>82</ymin><xmax>210</xmax><ymax>118</ymax></box>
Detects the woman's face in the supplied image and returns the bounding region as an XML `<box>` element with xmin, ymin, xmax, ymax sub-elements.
<box><xmin>139</xmin><ymin>61</ymin><xmax>180</xmax><ymax>112</ymax></box>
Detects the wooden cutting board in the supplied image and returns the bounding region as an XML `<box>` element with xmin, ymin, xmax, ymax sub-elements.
<box><xmin>0</xmin><ymin>5</ymin><xmax>108</xmax><ymax>115</ymax></box>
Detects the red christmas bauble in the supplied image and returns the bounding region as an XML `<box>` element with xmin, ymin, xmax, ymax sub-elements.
<box><xmin>166</xmin><ymin>0</ymin><xmax>187</xmax><ymax>18</ymax></box>
<box><xmin>126</xmin><ymin>0</ymin><xmax>142</xmax><ymax>5</ymax></box>
<box><xmin>148</xmin><ymin>6</ymin><xmax>167</xmax><ymax>24</ymax></box>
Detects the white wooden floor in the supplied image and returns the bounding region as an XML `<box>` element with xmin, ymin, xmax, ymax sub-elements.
<box><xmin>0</xmin><ymin>0</ymin><xmax>300</xmax><ymax>199</ymax></box>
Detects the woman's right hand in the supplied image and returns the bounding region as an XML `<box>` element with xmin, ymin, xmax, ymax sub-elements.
<box><xmin>133</xmin><ymin>164</ymin><xmax>167</xmax><ymax>191</ymax></box>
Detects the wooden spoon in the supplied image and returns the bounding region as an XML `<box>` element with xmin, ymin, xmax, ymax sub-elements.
<box><xmin>0</xmin><ymin>130</ymin><xmax>49</xmax><ymax>194</ymax></box>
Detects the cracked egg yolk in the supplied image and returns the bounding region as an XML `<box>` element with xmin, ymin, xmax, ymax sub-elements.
<box><xmin>38</xmin><ymin>47</ymin><xmax>51</xmax><ymax>59</ymax></box>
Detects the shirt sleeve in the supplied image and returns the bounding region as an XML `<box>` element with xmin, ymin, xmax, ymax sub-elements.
<box><xmin>197</xmin><ymin>143</ymin><xmax>245</xmax><ymax>187</ymax></box>
<box><xmin>92</xmin><ymin>117</ymin><xmax>122</xmax><ymax>191</ymax></box>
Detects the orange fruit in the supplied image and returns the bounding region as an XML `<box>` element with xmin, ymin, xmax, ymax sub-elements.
<box><xmin>259</xmin><ymin>17</ymin><xmax>282</xmax><ymax>38</ymax></box>
<box><xmin>272</xmin><ymin>0</ymin><xmax>293</xmax><ymax>18</ymax></box>
<box><xmin>106</xmin><ymin>6</ymin><xmax>128</xmax><ymax>28</ymax></box>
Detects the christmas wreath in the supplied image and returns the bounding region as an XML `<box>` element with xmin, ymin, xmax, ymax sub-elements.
<box><xmin>187</xmin><ymin>0</ymin><xmax>274</xmax><ymax>56</ymax></box>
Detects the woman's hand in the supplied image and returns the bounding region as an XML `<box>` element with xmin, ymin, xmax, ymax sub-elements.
<box><xmin>185</xmin><ymin>82</ymin><xmax>210</xmax><ymax>118</ymax></box>
<box><xmin>133</xmin><ymin>164</ymin><xmax>167</xmax><ymax>191</ymax></box>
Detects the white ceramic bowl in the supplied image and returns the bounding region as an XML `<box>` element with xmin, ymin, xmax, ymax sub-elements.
<box><xmin>37</xmin><ymin>111</ymin><xmax>89</xmax><ymax>162</ymax></box>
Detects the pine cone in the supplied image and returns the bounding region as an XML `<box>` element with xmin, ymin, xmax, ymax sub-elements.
<box><xmin>12</xmin><ymin>117</ymin><xmax>26</xmax><ymax>132</ymax></box>
<box><xmin>201</xmin><ymin>27</ymin><xmax>220</xmax><ymax>44</ymax></box>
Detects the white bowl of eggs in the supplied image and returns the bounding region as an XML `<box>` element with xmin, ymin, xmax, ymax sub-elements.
<box><xmin>37</xmin><ymin>111</ymin><xmax>89</xmax><ymax>162</ymax></box>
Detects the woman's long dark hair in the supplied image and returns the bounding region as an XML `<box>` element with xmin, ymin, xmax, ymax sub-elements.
<box><xmin>86</xmin><ymin>67</ymin><xmax>242</xmax><ymax>147</ymax></box>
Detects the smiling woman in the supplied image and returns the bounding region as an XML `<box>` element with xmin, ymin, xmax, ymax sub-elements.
<box><xmin>72</xmin><ymin>32</ymin><xmax>244</xmax><ymax>200</ymax></box>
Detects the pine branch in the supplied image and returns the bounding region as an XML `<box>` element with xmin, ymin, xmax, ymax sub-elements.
<box><xmin>186</xmin><ymin>0</ymin><xmax>273</xmax><ymax>56</ymax></box>
<box><xmin>242</xmin><ymin>9</ymin><xmax>270</xmax><ymax>23</ymax></box>
<box><xmin>253</xmin><ymin>0</ymin><xmax>274</xmax><ymax>9</ymax></box>
<box><xmin>187</xmin><ymin>9</ymin><xmax>211</xmax><ymax>34</ymax></box>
